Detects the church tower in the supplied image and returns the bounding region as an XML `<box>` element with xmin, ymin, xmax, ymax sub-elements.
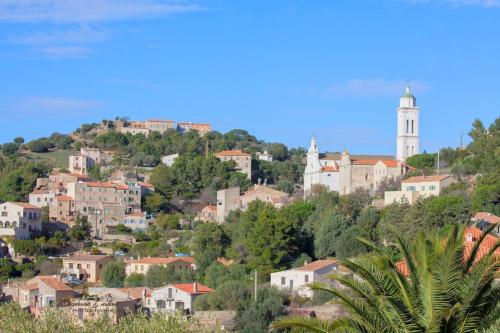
<box><xmin>397</xmin><ymin>85</ymin><xmax>420</xmax><ymax>161</ymax></box>
<box><xmin>304</xmin><ymin>136</ymin><xmax>322</xmax><ymax>197</ymax></box>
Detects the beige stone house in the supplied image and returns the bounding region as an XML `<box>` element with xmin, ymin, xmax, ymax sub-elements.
<box><xmin>240</xmin><ymin>185</ymin><xmax>290</xmax><ymax>210</ymax></box>
<box><xmin>61</xmin><ymin>254</ymin><xmax>113</xmax><ymax>283</ymax></box>
<box><xmin>49</xmin><ymin>195</ymin><xmax>76</xmax><ymax>226</ymax></box>
<box><xmin>124</xmin><ymin>257</ymin><xmax>195</xmax><ymax>276</ymax></box>
<box><xmin>215</xmin><ymin>150</ymin><xmax>252</xmax><ymax>179</ymax></box>
<box><xmin>195</xmin><ymin>205</ymin><xmax>217</xmax><ymax>223</ymax></box>
<box><xmin>0</xmin><ymin>202</ymin><xmax>42</xmax><ymax>240</ymax></box>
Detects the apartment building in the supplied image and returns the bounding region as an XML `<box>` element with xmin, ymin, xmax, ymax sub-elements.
<box><xmin>215</xmin><ymin>150</ymin><xmax>252</xmax><ymax>179</ymax></box>
<box><xmin>61</xmin><ymin>254</ymin><xmax>113</xmax><ymax>283</ymax></box>
<box><xmin>0</xmin><ymin>202</ymin><xmax>42</xmax><ymax>240</ymax></box>
<box><xmin>384</xmin><ymin>174</ymin><xmax>454</xmax><ymax>205</ymax></box>
<box><xmin>124</xmin><ymin>257</ymin><xmax>195</xmax><ymax>276</ymax></box>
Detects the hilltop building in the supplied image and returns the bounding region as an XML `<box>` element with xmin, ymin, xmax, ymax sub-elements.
<box><xmin>215</xmin><ymin>150</ymin><xmax>252</xmax><ymax>179</ymax></box>
<box><xmin>304</xmin><ymin>86</ymin><xmax>417</xmax><ymax>197</ymax></box>
<box><xmin>384</xmin><ymin>174</ymin><xmax>455</xmax><ymax>205</ymax></box>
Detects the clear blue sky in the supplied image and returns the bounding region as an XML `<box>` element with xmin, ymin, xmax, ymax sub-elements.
<box><xmin>1</xmin><ymin>0</ymin><xmax>499</xmax><ymax>155</ymax></box>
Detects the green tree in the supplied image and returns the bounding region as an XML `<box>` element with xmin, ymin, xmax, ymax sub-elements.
<box><xmin>13</xmin><ymin>137</ymin><xmax>25</xmax><ymax>145</ymax></box>
<box><xmin>405</xmin><ymin>152</ymin><xmax>436</xmax><ymax>169</ymax></box>
<box><xmin>237</xmin><ymin>287</ymin><xmax>285</xmax><ymax>333</ymax></box>
<box><xmin>144</xmin><ymin>265</ymin><xmax>194</xmax><ymax>288</ymax></box>
<box><xmin>124</xmin><ymin>272</ymin><xmax>145</xmax><ymax>287</ymax></box>
<box><xmin>273</xmin><ymin>225</ymin><xmax>500</xmax><ymax>333</ymax></box>
<box><xmin>101</xmin><ymin>261</ymin><xmax>126</xmax><ymax>288</ymax></box>
<box><xmin>192</xmin><ymin>223</ymin><xmax>228</xmax><ymax>276</ymax></box>
<box><xmin>1</xmin><ymin>143</ymin><xmax>18</xmax><ymax>156</ymax></box>
<box><xmin>144</xmin><ymin>193</ymin><xmax>169</xmax><ymax>213</ymax></box>
<box><xmin>313</xmin><ymin>210</ymin><xmax>349</xmax><ymax>258</ymax></box>
<box><xmin>472</xmin><ymin>171</ymin><xmax>500</xmax><ymax>215</ymax></box>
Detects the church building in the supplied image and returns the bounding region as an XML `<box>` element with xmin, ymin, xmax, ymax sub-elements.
<box><xmin>303</xmin><ymin>85</ymin><xmax>418</xmax><ymax>197</ymax></box>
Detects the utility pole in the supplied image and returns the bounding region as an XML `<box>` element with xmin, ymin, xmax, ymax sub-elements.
<box><xmin>460</xmin><ymin>130</ymin><xmax>464</xmax><ymax>149</ymax></box>
<box><xmin>437</xmin><ymin>149</ymin><xmax>440</xmax><ymax>174</ymax></box>
<box><xmin>254</xmin><ymin>270</ymin><xmax>258</xmax><ymax>303</ymax></box>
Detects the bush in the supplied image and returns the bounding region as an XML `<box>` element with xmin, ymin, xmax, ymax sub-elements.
<box><xmin>101</xmin><ymin>261</ymin><xmax>126</xmax><ymax>288</ymax></box>
<box><xmin>124</xmin><ymin>272</ymin><xmax>145</xmax><ymax>287</ymax></box>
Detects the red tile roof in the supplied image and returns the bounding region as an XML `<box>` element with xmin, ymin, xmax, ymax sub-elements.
<box><xmin>36</xmin><ymin>276</ymin><xmax>74</xmax><ymax>292</ymax></box>
<box><xmin>56</xmin><ymin>195</ymin><xmax>74</xmax><ymax>202</ymax></box>
<box><xmin>473</xmin><ymin>212</ymin><xmax>500</xmax><ymax>225</ymax></box>
<box><xmin>381</xmin><ymin>160</ymin><xmax>399</xmax><ymax>168</ymax></box>
<box><xmin>125</xmin><ymin>257</ymin><xmax>195</xmax><ymax>265</ymax></box>
<box><xmin>215</xmin><ymin>150</ymin><xmax>251</xmax><ymax>157</ymax></box>
<box><xmin>20</xmin><ymin>283</ymin><xmax>39</xmax><ymax>291</ymax></box>
<box><xmin>352</xmin><ymin>159</ymin><xmax>381</xmax><ymax>166</ymax></box>
<box><xmin>294</xmin><ymin>259</ymin><xmax>338</xmax><ymax>272</ymax></box>
<box><xmin>396</xmin><ymin>226</ymin><xmax>499</xmax><ymax>277</ymax></box>
<box><xmin>11</xmin><ymin>202</ymin><xmax>41</xmax><ymax>210</ymax></box>
<box><xmin>321</xmin><ymin>165</ymin><xmax>338</xmax><ymax>172</ymax></box>
<box><xmin>172</xmin><ymin>283</ymin><xmax>213</xmax><ymax>295</ymax></box>
<box><xmin>205</xmin><ymin>205</ymin><xmax>217</xmax><ymax>212</ymax></box>
<box><xmin>402</xmin><ymin>175</ymin><xmax>451</xmax><ymax>183</ymax></box>
<box><xmin>30</xmin><ymin>189</ymin><xmax>50</xmax><ymax>194</ymax></box>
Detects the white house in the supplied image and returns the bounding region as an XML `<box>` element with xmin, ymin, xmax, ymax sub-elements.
<box><xmin>29</xmin><ymin>189</ymin><xmax>56</xmax><ymax>208</ymax></box>
<box><xmin>161</xmin><ymin>154</ymin><xmax>179</xmax><ymax>167</ymax></box>
<box><xmin>0</xmin><ymin>202</ymin><xmax>42</xmax><ymax>240</ymax></box>
<box><xmin>270</xmin><ymin>259</ymin><xmax>340</xmax><ymax>298</ymax></box>
<box><xmin>148</xmin><ymin>282</ymin><xmax>213</xmax><ymax>314</ymax></box>
<box><xmin>256</xmin><ymin>151</ymin><xmax>273</xmax><ymax>162</ymax></box>
<box><xmin>384</xmin><ymin>174</ymin><xmax>454</xmax><ymax>205</ymax></box>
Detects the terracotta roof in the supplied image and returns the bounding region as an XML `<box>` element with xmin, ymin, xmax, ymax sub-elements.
<box><xmin>402</xmin><ymin>175</ymin><xmax>451</xmax><ymax>183</ymax></box>
<box><xmin>171</xmin><ymin>283</ymin><xmax>213</xmax><ymax>295</ymax></box>
<box><xmin>117</xmin><ymin>287</ymin><xmax>152</xmax><ymax>299</ymax></box>
<box><xmin>473</xmin><ymin>212</ymin><xmax>500</xmax><ymax>225</ymax></box>
<box><xmin>30</xmin><ymin>189</ymin><xmax>50</xmax><ymax>194</ymax></box>
<box><xmin>126</xmin><ymin>212</ymin><xmax>145</xmax><ymax>217</ymax></box>
<box><xmin>294</xmin><ymin>259</ymin><xmax>338</xmax><ymax>272</ymax></box>
<box><xmin>10</xmin><ymin>202</ymin><xmax>41</xmax><ymax>210</ymax></box>
<box><xmin>64</xmin><ymin>254</ymin><xmax>111</xmax><ymax>262</ymax></box>
<box><xmin>125</xmin><ymin>257</ymin><xmax>195</xmax><ymax>265</ymax></box>
<box><xmin>204</xmin><ymin>205</ymin><xmax>217</xmax><ymax>212</ymax></box>
<box><xmin>56</xmin><ymin>195</ymin><xmax>74</xmax><ymax>202</ymax></box>
<box><xmin>396</xmin><ymin>226</ymin><xmax>499</xmax><ymax>277</ymax></box>
<box><xmin>321</xmin><ymin>165</ymin><xmax>338</xmax><ymax>172</ymax></box>
<box><xmin>381</xmin><ymin>160</ymin><xmax>399</xmax><ymax>168</ymax></box>
<box><xmin>84</xmin><ymin>182</ymin><xmax>128</xmax><ymax>190</ymax></box>
<box><xmin>242</xmin><ymin>185</ymin><xmax>289</xmax><ymax>199</ymax></box>
<box><xmin>215</xmin><ymin>150</ymin><xmax>251</xmax><ymax>157</ymax></box>
<box><xmin>20</xmin><ymin>283</ymin><xmax>39</xmax><ymax>291</ymax></box>
<box><xmin>36</xmin><ymin>276</ymin><xmax>74</xmax><ymax>292</ymax></box>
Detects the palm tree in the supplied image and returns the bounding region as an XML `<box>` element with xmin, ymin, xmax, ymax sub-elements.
<box><xmin>272</xmin><ymin>224</ymin><xmax>500</xmax><ymax>332</ymax></box>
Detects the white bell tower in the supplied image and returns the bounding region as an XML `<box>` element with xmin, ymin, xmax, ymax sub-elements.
<box><xmin>397</xmin><ymin>85</ymin><xmax>420</xmax><ymax>161</ymax></box>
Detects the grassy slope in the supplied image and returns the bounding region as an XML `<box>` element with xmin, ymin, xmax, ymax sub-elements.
<box><xmin>24</xmin><ymin>150</ymin><xmax>76</xmax><ymax>169</ymax></box>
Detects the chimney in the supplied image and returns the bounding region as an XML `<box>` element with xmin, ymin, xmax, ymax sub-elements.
<box><xmin>466</xmin><ymin>233</ymin><xmax>473</xmax><ymax>242</ymax></box>
<box><xmin>304</xmin><ymin>261</ymin><xmax>308</xmax><ymax>266</ymax></box>
<box><xmin>193</xmin><ymin>282</ymin><xmax>197</xmax><ymax>293</ymax></box>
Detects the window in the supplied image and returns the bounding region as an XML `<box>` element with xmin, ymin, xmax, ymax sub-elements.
<box><xmin>411</xmin><ymin>120</ymin><xmax>414</xmax><ymax>134</ymax></box>
<box><xmin>406</xmin><ymin>120</ymin><xmax>409</xmax><ymax>133</ymax></box>
<box><xmin>421</xmin><ymin>186</ymin><xmax>425</xmax><ymax>191</ymax></box>
<box><xmin>406</xmin><ymin>186</ymin><xmax>416</xmax><ymax>191</ymax></box>
<box><xmin>87</xmin><ymin>264</ymin><xmax>90</xmax><ymax>269</ymax></box>
<box><xmin>77</xmin><ymin>264</ymin><xmax>81</xmax><ymax>269</ymax></box>
<box><xmin>69</xmin><ymin>263</ymin><xmax>73</xmax><ymax>269</ymax></box>
<box><xmin>281</xmin><ymin>277</ymin><xmax>286</xmax><ymax>285</ymax></box>
<box><xmin>103</xmin><ymin>309</ymin><xmax>109</xmax><ymax>319</ymax></box>
<box><xmin>168</xmin><ymin>288</ymin><xmax>173</xmax><ymax>299</ymax></box>
<box><xmin>429</xmin><ymin>185</ymin><xmax>436</xmax><ymax>190</ymax></box>
<box><xmin>305</xmin><ymin>275</ymin><xmax>309</xmax><ymax>283</ymax></box>
<box><xmin>157</xmin><ymin>300</ymin><xmax>166</xmax><ymax>309</ymax></box>
<box><xmin>78</xmin><ymin>308</ymin><xmax>84</xmax><ymax>320</ymax></box>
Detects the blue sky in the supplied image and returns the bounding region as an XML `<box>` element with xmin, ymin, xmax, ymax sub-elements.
<box><xmin>0</xmin><ymin>0</ymin><xmax>499</xmax><ymax>155</ymax></box>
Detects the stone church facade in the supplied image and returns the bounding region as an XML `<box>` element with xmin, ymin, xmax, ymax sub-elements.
<box><xmin>304</xmin><ymin>86</ymin><xmax>418</xmax><ymax>197</ymax></box>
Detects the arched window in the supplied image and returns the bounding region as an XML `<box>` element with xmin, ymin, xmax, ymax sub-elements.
<box><xmin>0</xmin><ymin>222</ymin><xmax>3</xmax><ymax>228</ymax></box>
<box><xmin>4</xmin><ymin>221</ymin><xmax>10</xmax><ymax>228</ymax></box>
<box><xmin>11</xmin><ymin>222</ymin><xmax>17</xmax><ymax>228</ymax></box>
